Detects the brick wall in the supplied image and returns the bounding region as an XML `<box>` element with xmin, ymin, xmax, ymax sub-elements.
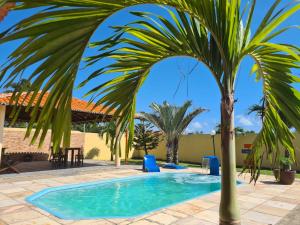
<box><xmin>3</xmin><ymin>128</ymin><xmax>85</xmax><ymax>155</ymax></box>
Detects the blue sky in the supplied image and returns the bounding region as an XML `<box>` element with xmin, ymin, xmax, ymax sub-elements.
<box><xmin>0</xmin><ymin>1</ymin><xmax>299</xmax><ymax>134</ymax></box>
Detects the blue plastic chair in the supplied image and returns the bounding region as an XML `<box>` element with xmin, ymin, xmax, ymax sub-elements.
<box><xmin>143</xmin><ymin>155</ymin><xmax>160</xmax><ymax>172</ymax></box>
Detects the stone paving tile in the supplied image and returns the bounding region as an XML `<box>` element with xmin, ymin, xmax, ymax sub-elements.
<box><xmin>106</xmin><ymin>218</ymin><xmax>129</xmax><ymax>224</ymax></box>
<box><xmin>193</xmin><ymin>210</ymin><xmax>219</xmax><ymax>224</ymax></box>
<box><xmin>30</xmin><ymin>206</ymin><xmax>52</xmax><ymax>217</ymax></box>
<box><xmin>128</xmin><ymin>220</ymin><xmax>159</xmax><ymax>225</ymax></box>
<box><xmin>0</xmin><ymin>166</ymin><xmax>299</xmax><ymax>225</ymax></box>
<box><xmin>168</xmin><ymin>203</ymin><xmax>204</xmax><ymax>215</ymax></box>
<box><xmin>10</xmin><ymin>216</ymin><xmax>61</xmax><ymax>225</ymax></box>
<box><xmin>0</xmin><ymin>204</ymin><xmax>29</xmax><ymax>215</ymax></box>
<box><xmin>146</xmin><ymin>213</ymin><xmax>177</xmax><ymax>225</ymax></box>
<box><xmin>200</xmin><ymin>194</ymin><xmax>220</xmax><ymax>204</ymax></box>
<box><xmin>24</xmin><ymin>184</ymin><xmax>49</xmax><ymax>192</ymax></box>
<box><xmin>243</xmin><ymin>211</ymin><xmax>282</xmax><ymax>224</ymax></box>
<box><xmin>127</xmin><ymin>214</ymin><xmax>149</xmax><ymax>223</ymax></box>
<box><xmin>262</xmin><ymin>200</ymin><xmax>297</xmax><ymax>210</ymax></box>
<box><xmin>187</xmin><ymin>198</ymin><xmax>217</xmax><ymax>209</ymax></box>
<box><xmin>171</xmin><ymin>216</ymin><xmax>216</xmax><ymax>225</ymax></box>
<box><xmin>0</xmin><ymin>209</ymin><xmax>44</xmax><ymax>224</ymax></box>
<box><xmin>0</xmin><ymin>193</ymin><xmax>10</xmax><ymax>200</ymax></box>
<box><xmin>238</xmin><ymin>195</ymin><xmax>266</xmax><ymax>204</ymax></box>
<box><xmin>162</xmin><ymin>209</ymin><xmax>187</xmax><ymax>219</ymax></box>
<box><xmin>0</xmin><ymin>188</ymin><xmax>26</xmax><ymax>194</ymax></box>
<box><xmin>253</xmin><ymin>204</ymin><xmax>290</xmax><ymax>217</ymax></box>
<box><xmin>118</xmin><ymin>221</ymin><xmax>131</xmax><ymax>225</ymax></box>
<box><xmin>10</xmin><ymin>181</ymin><xmax>33</xmax><ymax>187</ymax></box>
<box><xmin>278</xmin><ymin>192</ymin><xmax>300</xmax><ymax>201</ymax></box>
<box><xmin>272</xmin><ymin>196</ymin><xmax>300</xmax><ymax>204</ymax></box>
<box><xmin>277</xmin><ymin>205</ymin><xmax>300</xmax><ymax>225</ymax></box>
<box><xmin>247</xmin><ymin>192</ymin><xmax>275</xmax><ymax>200</ymax></box>
<box><xmin>71</xmin><ymin>219</ymin><xmax>114</xmax><ymax>225</ymax></box>
<box><xmin>241</xmin><ymin>219</ymin><xmax>267</xmax><ymax>225</ymax></box>
<box><xmin>0</xmin><ymin>199</ymin><xmax>20</xmax><ymax>208</ymax></box>
<box><xmin>33</xmin><ymin>179</ymin><xmax>64</xmax><ymax>186</ymax></box>
<box><xmin>6</xmin><ymin>191</ymin><xmax>33</xmax><ymax>199</ymax></box>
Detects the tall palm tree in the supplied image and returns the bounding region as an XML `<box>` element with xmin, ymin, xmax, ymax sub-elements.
<box><xmin>137</xmin><ymin>101</ymin><xmax>205</xmax><ymax>164</ymax></box>
<box><xmin>0</xmin><ymin>1</ymin><xmax>299</xmax><ymax>224</ymax></box>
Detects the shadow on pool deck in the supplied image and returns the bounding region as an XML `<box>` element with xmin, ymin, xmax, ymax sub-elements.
<box><xmin>0</xmin><ymin>159</ymin><xmax>141</xmax><ymax>179</ymax></box>
<box><xmin>277</xmin><ymin>205</ymin><xmax>300</xmax><ymax>225</ymax></box>
<box><xmin>14</xmin><ymin>160</ymin><xmax>115</xmax><ymax>172</ymax></box>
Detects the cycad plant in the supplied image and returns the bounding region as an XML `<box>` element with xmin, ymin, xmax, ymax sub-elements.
<box><xmin>133</xmin><ymin>121</ymin><xmax>160</xmax><ymax>155</ymax></box>
<box><xmin>1</xmin><ymin>1</ymin><xmax>300</xmax><ymax>224</ymax></box>
<box><xmin>137</xmin><ymin>101</ymin><xmax>205</xmax><ymax>164</ymax></box>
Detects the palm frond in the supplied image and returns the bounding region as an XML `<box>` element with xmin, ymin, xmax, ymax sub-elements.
<box><xmin>242</xmin><ymin>44</ymin><xmax>300</xmax><ymax>182</ymax></box>
<box><xmin>0</xmin><ymin>0</ymin><xmax>299</xmax><ymax>184</ymax></box>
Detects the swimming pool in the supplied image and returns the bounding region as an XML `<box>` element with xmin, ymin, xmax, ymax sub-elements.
<box><xmin>27</xmin><ymin>173</ymin><xmax>223</xmax><ymax>219</ymax></box>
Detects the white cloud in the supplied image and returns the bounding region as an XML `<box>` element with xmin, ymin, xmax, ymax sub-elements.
<box><xmin>192</xmin><ymin>121</ymin><xmax>203</xmax><ymax>129</ymax></box>
<box><xmin>185</xmin><ymin>121</ymin><xmax>206</xmax><ymax>134</ymax></box>
<box><xmin>236</xmin><ymin>115</ymin><xmax>253</xmax><ymax>126</ymax></box>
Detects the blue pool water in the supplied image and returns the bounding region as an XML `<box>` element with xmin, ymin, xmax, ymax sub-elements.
<box><xmin>27</xmin><ymin>173</ymin><xmax>223</xmax><ymax>219</ymax></box>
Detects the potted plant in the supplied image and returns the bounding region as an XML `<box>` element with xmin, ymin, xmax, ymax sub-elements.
<box><xmin>279</xmin><ymin>156</ymin><xmax>296</xmax><ymax>185</ymax></box>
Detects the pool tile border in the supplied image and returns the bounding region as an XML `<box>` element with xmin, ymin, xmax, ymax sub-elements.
<box><xmin>26</xmin><ymin>172</ymin><xmax>231</xmax><ymax>220</ymax></box>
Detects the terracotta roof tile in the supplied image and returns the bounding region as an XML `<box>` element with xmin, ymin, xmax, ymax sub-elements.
<box><xmin>0</xmin><ymin>3</ymin><xmax>15</xmax><ymax>22</ymax></box>
<box><xmin>0</xmin><ymin>92</ymin><xmax>115</xmax><ymax>116</ymax></box>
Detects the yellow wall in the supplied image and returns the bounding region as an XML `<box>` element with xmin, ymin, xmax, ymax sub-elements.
<box><xmin>4</xmin><ymin>127</ymin><xmax>300</xmax><ymax>169</ymax></box>
<box><xmin>83</xmin><ymin>133</ymin><xmax>134</xmax><ymax>160</ymax></box>
<box><xmin>132</xmin><ymin>133</ymin><xmax>300</xmax><ymax>170</ymax></box>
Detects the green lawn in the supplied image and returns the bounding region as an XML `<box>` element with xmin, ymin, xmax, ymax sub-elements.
<box><xmin>124</xmin><ymin>159</ymin><xmax>300</xmax><ymax>178</ymax></box>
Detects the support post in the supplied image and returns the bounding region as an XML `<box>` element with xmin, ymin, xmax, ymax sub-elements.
<box><xmin>0</xmin><ymin>105</ymin><xmax>6</xmax><ymax>168</ymax></box>
<box><xmin>115</xmin><ymin>123</ymin><xmax>121</xmax><ymax>167</ymax></box>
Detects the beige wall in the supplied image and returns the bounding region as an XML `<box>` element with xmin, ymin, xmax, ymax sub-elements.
<box><xmin>3</xmin><ymin>128</ymin><xmax>84</xmax><ymax>154</ymax></box>
<box><xmin>132</xmin><ymin>133</ymin><xmax>300</xmax><ymax>170</ymax></box>
<box><xmin>3</xmin><ymin>128</ymin><xmax>133</xmax><ymax>161</ymax></box>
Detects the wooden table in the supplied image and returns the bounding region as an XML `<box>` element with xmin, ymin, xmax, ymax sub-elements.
<box><xmin>64</xmin><ymin>147</ymin><xmax>82</xmax><ymax>167</ymax></box>
<box><xmin>0</xmin><ymin>147</ymin><xmax>6</xmax><ymax>168</ymax></box>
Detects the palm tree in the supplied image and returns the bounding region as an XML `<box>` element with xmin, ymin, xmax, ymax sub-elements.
<box><xmin>248</xmin><ymin>98</ymin><xmax>266</xmax><ymax>123</ymax></box>
<box><xmin>247</xmin><ymin>98</ymin><xmax>295</xmax><ymax>172</ymax></box>
<box><xmin>1</xmin><ymin>1</ymin><xmax>300</xmax><ymax>224</ymax></box>
<box><xmin>137</xmin><ymin>101</ymin><xmax>205</xmax><ymax>164</ymax></box>
<box><xmin>4</xmin><ymin>79</ymin><xmax>31</xmax><ymax>93</ymax></box>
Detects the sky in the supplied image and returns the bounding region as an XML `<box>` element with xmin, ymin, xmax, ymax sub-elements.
<box><xmin>0</xmin><ymin>1</ymin><xmax>299</xmax><ymax>134</ymax></box>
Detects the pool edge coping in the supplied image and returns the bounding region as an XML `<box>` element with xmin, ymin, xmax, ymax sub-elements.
<box><xmin>26</xmin><ymin>171</ymin><xmax>243</xmax><ymax>220</ymax></box>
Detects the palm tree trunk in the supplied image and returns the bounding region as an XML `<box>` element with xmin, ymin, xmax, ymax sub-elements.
<box><xmin>166</xmin><ymin>141</ymin><xmax>172</xmax><ymax>163</ymax></box>
<box><xmin>173</xmin><ymin>138</ymin><xmax>179</xmax><ymax>164</ymax></box>
<box><xmin>219</xmin><ymin>92</ymin><xmax>240</xmax><ymax>225</ymax></box>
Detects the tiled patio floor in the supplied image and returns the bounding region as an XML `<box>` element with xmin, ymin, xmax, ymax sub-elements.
<box><xmin>0</xmin><ymin>162</ymin><xmax>299</xmax><ymax>225</ymax></box>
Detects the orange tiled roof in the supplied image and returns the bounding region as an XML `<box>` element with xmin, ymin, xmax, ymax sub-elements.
<box><xmin>0</xmin><ymin>3</ymin><xmax>15</xmax><ymax>22</ymax></box>
<box><xmin>0</xmin><ymin>92</ymin><xmax>115</xmax><ymax>115</ymax></box>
